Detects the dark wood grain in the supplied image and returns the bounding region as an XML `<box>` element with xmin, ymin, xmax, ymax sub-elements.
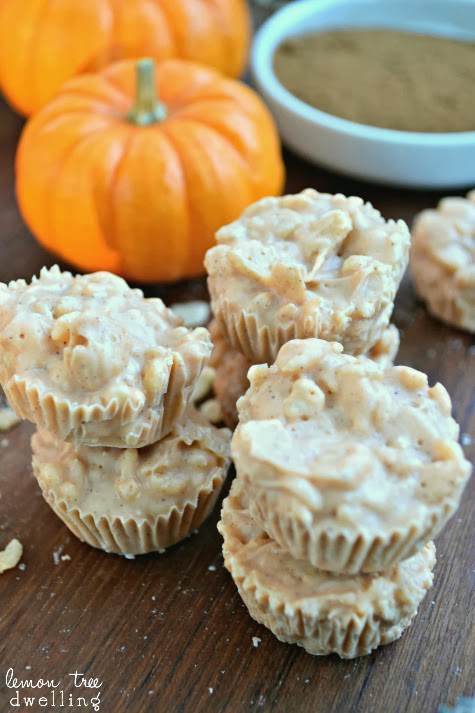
<box><xmin>0</xmin><ymin>11</ymin><xmax>474</xmax><ymax>712</ymax></box>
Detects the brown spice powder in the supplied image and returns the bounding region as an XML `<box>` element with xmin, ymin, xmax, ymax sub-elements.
<box><xmin>274</xmin><ymin>29</ymin><xmax>475</xmax><ymax>133</ymax></box>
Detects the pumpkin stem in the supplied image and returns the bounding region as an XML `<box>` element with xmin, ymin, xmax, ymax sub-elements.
<box><xmin>128</xmin><ymin>58</ymin><xmax>167</xmax><ymax>126</ymax></box>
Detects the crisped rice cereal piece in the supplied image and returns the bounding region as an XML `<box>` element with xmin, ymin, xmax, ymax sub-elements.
<box><xmin>0</xmin><ymin>267</ymin><xmax>211</xmax><ymax>448</ymax></box>
<box><xmin>31</xmin><ymin>407</ymin><xmax>231</xmax><ymax>557</ymax></box>
<box><xmin>233</xmin><ymin>339</ymin><xmax>471</xmax><ymax>574</ymax></box>
<box><xmin>205</xmin><ymin>190</ymin><xmax>410</xmax><ymax>363</ymax></box>
<box><xmin>219</xmin><ymin>479</ymin><xmax>436</xmax><ymax>658</ymax></box>
<box><xmin>411</xmin><ymin>191</ymin><xmax>475</xmax><ymax>333</ymax></box>
<box><xmin>0</xmin><ymin>539</ymin><xmax>23</xmax><ymax>573</ymax></box>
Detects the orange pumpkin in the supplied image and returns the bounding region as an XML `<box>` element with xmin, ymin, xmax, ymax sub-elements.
<box><xmin>0</xmin><ymin>0</ymin><xmax>251</xmax><ymax>116</ymax></box>
<box><xmin>16</xmin><ymin>58</ymin><xmax>285</xmax><ymax>284</ymax></box>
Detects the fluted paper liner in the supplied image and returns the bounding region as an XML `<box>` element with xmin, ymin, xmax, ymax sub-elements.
<box><xmin>31</xmin><ymin>409</ymin><xmax>231</xmax><ymax>557</ymax></box>
<box><xmin>38</xmin><ymin>470</ymin><xmax>225</xmax><ymax>557</ymax></box>
<box><xmin>248</xmin><ymin>486</ymin><xmax>449</xmax><ymax>575</ymax></box>
<box><xmin>4</xmin><ymin>340</ymin><xmax>210</xmax><ymax>448</ymax></box>
<box><xmin>219</xmin><ymin>480</ymin><xmax>436</xmax><ymax>659</ymax></box>
<box><xmin>214</xmin><ymin>298</ymin><xmax>298</xmax><ymax>365</ymax></box>
<box><xmin>214</xmin><ymin>297</ymin><xmax>397</xmax><ymax>366</ymax></box>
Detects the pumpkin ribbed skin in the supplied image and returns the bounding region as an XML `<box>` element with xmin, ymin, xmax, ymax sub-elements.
<box><xmin>0</xmin><ymin>0</ymin><xmax>251</xmax><ymax>116</ymax></box>
<box><xmin>16</xmin><ymin>59</ymin><xmax>285</xmax><ymax>284</ymax></box>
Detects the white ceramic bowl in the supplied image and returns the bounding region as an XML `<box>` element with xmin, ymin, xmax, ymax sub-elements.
<box><xmin>251</xmin><ymin>0</ymin><xmax>475</xmax><ymax>188</ymax></box>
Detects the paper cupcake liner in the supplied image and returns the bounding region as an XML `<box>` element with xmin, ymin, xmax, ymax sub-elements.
<box><xmin>4</xmin><ymin>344</ymin><xmax>210</xmax><ymax>448</ymax></box>
<box><xmin>214</xmin><ymin>299</ymin><xmax>298</xmax><ymax>365</ymax></box>
<box><xmin>240</xmin><ymin>590</ymin><xmax>416</xmax><ymax>658</ymax></box>
<box><xmin>249</xmin><ymin>487</ymin><xmax>450</xmax><ymax>574</ymax></box>
<box><xmin>219</xmin><ymin>482</ymin><xmax>436</xmax><ymax>658</ymax></box>
<box><xmin>36</xmin><ymin>469</ymin><xmax>225</xmax><ymax>557</ymax></box>
<box><xmin>214</xmin><ymin>297</ymin><xmax>394</xmax><ymax>366</ymax></box>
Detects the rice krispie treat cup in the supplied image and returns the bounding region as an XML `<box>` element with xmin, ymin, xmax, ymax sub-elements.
<box><xmin>233</xmin><ymin>339</ymin><xmax>471</xmax><ymax>574</ymax></box>
<box><xmin>219</xmin><ymin>480</ymin><xmax>436</xmax><ymax>659</ymax></box>
<box><xmin>209</xmin><ymin>318</ymin><xmax>399</xmax><ymax>430</ymax></box>
<box><xmin>0</xmin><ymin>266</ymin><xmax>212</xmax><ymax>448</ymax></box>
<box><xmin>411</xmin><ymin>191</ymin><xmax>475</xmax><ymax>333</ymax></box>
<box><xmin>209</xmin><ymin>319</ymin><xmax>252</xmax><ymax>430</ymax></box>
<box><xmin>32</xmin><ymin>407</ymin><xmax>231</xmax><ymax>557</ymax></box>
<box><xmin>214</xmin><ymin>349</ymin><xmax>251</xmax><ymax>430</ymax></box>
<box><xmin>205</xmin><ymin>190</ymin><xmax>410</xmax><ymax>364</ymax></box>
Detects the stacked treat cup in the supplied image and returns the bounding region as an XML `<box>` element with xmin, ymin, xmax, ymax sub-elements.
<box><xmin>205</xmin><ymin>190</ymin><xmax>472</xmax><ymax>657</ymax></box>
<box><xmin>205</xmin><ymin>190</ymin><xmax>406</xmax><ymax>427</ymax></box>
<box><xmin>0</xmin><ymin>267</ymin><xmax>231</xmax><ymax>557</ymax></box>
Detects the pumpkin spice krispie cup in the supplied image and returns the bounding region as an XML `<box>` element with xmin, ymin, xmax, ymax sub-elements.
<box><xmin>233</xmin><ymin>338</ymin><xmax>471</xmax><ymax>574</ymax></box>
<box><xmin>411</xmin><ymin>190</ymin><xmax>475</xmax><ymax>333</ymax></box>
<box><xmin>219</xmin><ymin>479</ymin><xmax>436</xmax><ymax>659</ymax></box>
<box><xmin>208</xmin><ymin>319</ymin><xmax>252</xmax><ymax>430</ymax></box>
<box><xmin>32</xmin><ymin>407</ymin><xmax>231</xmax><ymax>557</ymax></box>
<box><xmin>208</xmin><ymin>318</ymin><xmax>400</xmax><ymax>430</ymax></box>
<box><xmin>205</xmin><ymin>189</ymin><xmax>410</xmax><ymax>364</ymax></box>
<box><xmin>0</xmin><ymin>266</ymin><xmax>212</xmax><ymax>448</ymax></box>
<box><xmin>213</xmin><ymin>349</ymin><xmax>251</xmax><ymax>431</ymax></box>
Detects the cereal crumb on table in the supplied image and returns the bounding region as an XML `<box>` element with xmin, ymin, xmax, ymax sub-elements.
<box><xmin>252</xmin><ymin>637</ymin><xmax>262</xmax><ymax>648</ymax></box>
<box><xmin>0</xmin><ymin>539</ymin><xmax>23</xmax><ymax>573</ymax></box>
<box><xmin>0</xmin><ymin>407</ymin><xmax>21</xmax><ymax>432</ymax></box>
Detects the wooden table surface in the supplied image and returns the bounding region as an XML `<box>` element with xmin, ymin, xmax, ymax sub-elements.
<box><xmin>0</xmin><ymin>9</ymin><xmax>474</xmax><ymax>712</ymax></box>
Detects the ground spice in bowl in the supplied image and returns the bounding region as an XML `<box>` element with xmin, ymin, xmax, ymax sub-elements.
<box><xmin>273</xmin><ymin>29</ymin><xmax>475</xmax><ymax>133</ymax></box>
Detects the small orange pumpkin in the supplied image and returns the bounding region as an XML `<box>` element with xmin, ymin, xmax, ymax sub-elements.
<box><xmin>0</xmin><ymin>0</ymin><xmax>251</xmax><ymax>116</ymax></box>
<box><xmin>16</xmin><ymin>58</ymin><xmax>285</xmax><ymax>284</ymax></box>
